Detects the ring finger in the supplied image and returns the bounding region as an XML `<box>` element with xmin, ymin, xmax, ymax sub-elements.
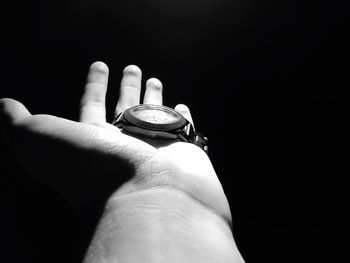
<box><xmin>143</xmin><ymin>78</ymin><xmax>163</xmax><ymax>105</ymax></box>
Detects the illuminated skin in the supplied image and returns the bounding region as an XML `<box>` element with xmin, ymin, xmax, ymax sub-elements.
<box><xmin>0</xmin><ymin>62</ymin><xmax>244</xmax><ymax>263</ymax></box>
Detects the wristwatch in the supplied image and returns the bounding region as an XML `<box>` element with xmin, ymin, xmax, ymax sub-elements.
<box><xmin>112</xmin><ymin>104</ymin><xmax>208</xmax><ymax>153</ymax></box>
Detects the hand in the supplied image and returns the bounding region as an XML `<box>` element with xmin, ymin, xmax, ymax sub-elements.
<box><xmin>0</xmin><ymin>62</ymin><xmax>231</xmax><ymax>226</ymax></box>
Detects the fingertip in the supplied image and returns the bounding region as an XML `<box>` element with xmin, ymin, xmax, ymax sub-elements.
<box><xmin>175</xmin><ymin>103</ymin><xmax>190</xmax><ymax>114</ymax></box>
<box><xmin>123</xmin><ymin>65</ymin><xmax>142</xmax><ymax>76</ymax></box>
<box><xmin>146</xmin><ymin>78</ymin><xmax>163</xmax><ymax>91</ymax></box>
<box><xmin>90</xmin><ymin>61</ymin><xmax>109</xmax><ymax>73</ymax></box>
<box><xmin>0</xmin><ymin>98</ymin><xmax>31</xmax><ymax>125</ymax></box>
<box><xmin>175</xmin><ymin>103</ymin><xmax>194</xmax><ymax>127</ymax></box>
<box><xmin>91</xmin><ymin>61</ymin><xmax>107</xmax><ymax>67</ymax></box>
<box><xmin>86</xmin><ymin>61</ymin><xmax>109</xmax><ymax>87</ymax></box>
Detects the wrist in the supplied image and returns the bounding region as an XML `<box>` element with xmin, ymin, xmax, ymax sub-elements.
<box><xmin>84</xmin><ymin>187</ymin><xmax>244</xmax><ymax>263</ymax></box>
<box><xmin>107</xmin><ymin>186</ymin><xmax>233</xmax><ymax>238</ymax></box>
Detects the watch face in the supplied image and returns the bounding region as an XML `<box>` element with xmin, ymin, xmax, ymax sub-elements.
<box><xmin>123</xmin><ymin>104</ymin><xmax>187</xmax><ymax>131</ymax></box>
<box><xmin>132</xmin><ymin>108</ymin><xmax>178</xmax><ymax>124</ymax></box>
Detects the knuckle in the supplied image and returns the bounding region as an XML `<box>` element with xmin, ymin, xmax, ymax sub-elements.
<box><xmin>120</xmin><ymin>85</ymin><xmax>140</xmax><ymax>92</ymax></box>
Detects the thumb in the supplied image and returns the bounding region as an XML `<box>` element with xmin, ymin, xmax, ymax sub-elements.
<box><xmin>0</xmin><ymin>98</ymin><xmax>32</xmax><ymax>125</ymax></box>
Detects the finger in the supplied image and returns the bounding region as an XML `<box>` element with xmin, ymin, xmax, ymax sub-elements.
<box><xmin>115</xmin><ymin>65</ymin><xmax>142</xmax><ymax>116</ymax></box>
<box><xmin>79</xmin><ymin>61</ymin><xmax>109</xmax><ymax>124</ymax></box>
<box><xmin>0</xmin><ymin>98</ymin><xmax>32</xmax><ymax>142</ymax></box>
<box><xmin>143</xmin><ymin>78</ymin><xmax>163</xmax><ymax>105</ymax></box>
<box><xmin>175</xmin><ymin>104</ymin><xmax>194</xmax><ymax>128</ymax></box>
<box><xmin>0</xmin><ymin>98</ymin><xmax>32</xmax><ymax>126</ymax></box>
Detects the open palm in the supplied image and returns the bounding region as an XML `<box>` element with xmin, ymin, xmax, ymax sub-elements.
<box><xmin>0</xmin><ymin>62</ymin><xmax>231</xmax><ymax>225</ymax></box>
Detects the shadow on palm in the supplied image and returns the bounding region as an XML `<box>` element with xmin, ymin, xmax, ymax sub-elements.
<box><xmin>0</xmin><ymin>62</ymin><xmax>231</xmax><ymax>228</ymax></box>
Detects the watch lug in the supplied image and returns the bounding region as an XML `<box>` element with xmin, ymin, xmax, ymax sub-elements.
<box><xmin>112</xmin><ymin>112</ymin><xmax>125</xmax><ymax>127</ymax></box>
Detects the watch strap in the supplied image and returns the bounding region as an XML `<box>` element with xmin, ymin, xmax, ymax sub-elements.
<box><xmin>178</xmin><ymin>123</ymin><xmax>208</xmax><ymax>154</ymax></box>
<box><xmin>191</xmin><ymin>132</ymin><xmax>209</xmax><ymax>154</ymax></box>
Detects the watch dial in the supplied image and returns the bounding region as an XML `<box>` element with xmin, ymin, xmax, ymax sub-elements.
<box><xmin>123</xmin><ymin>104</ymin><xmax>187</xmax><ymax>131</ymax></box>
<box><xmin>132</xmin><ymin>108</ymin><xmax>178</xmax><ymax>124</ymax></box>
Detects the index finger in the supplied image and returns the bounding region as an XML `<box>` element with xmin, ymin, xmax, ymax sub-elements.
<box><xmin>79</xmin><ymin>62</ymin><xmax>109</xmax><ymax>124</ymax></box>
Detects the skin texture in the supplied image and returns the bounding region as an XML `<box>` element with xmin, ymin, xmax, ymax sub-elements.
<box><xmin>0</xmin><ymin>62</ymin><xmax>244</xmax><ymax>262</ymax></box>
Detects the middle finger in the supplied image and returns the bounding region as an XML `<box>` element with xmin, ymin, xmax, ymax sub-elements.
<box><xmin>115</xmin><ymin>65</ymin><xmax>142</xmax><ymax>116</ymax></box>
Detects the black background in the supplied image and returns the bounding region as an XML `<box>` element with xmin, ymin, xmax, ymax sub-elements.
<box><xmin>0</xmin><ymin>0</ymin><xmax>348</xmax><ymax>262</ymax></box>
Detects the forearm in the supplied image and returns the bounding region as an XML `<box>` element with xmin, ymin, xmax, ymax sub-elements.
<box><xmin>83</xmin><ymin>187</ymin><xmax>244</xmax><ymax>263</ymax></box>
